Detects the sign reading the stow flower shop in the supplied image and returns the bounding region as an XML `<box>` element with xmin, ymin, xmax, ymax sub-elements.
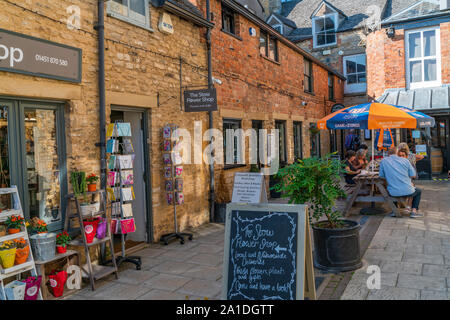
<box><xmin>0</xmin><ymin>28</ymin><xmax>82</xmax><ymax>83</ymax></box>
<box><xmin>222</xmin><ymin>203</ymin><xmax>316</xmax><ymax>300</ymax></box>
<box><xmin>184</xmin><ymin>88</ymin><xmax>217</xmax><ymax>112</ymax></box>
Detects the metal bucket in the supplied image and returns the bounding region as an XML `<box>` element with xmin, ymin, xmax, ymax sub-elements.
<box><xmin>30</xmin><ymin>233</ymin><xmax>56</xmax><ymax>262</ymax></box>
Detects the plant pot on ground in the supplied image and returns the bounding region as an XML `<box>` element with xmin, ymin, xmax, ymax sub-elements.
<box><xmin>213</xmin><ymin>171</ymin><xmax>230</xmax><ymax>223</ymax></box>
<box><xmin>271</xmin><ymin>153</ymin><xmax>362</xmax><ymax>272</ymax></box>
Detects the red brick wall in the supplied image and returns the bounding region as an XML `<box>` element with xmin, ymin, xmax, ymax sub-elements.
<box><xmin>367</xmin><ymin>22</ymin><xmax>450</xmax><ymax>100</ymax></box>
<box><xmin>208</xmin><ymin>0</ymin><xmax>344</xmax><ymax>198</ymax></box>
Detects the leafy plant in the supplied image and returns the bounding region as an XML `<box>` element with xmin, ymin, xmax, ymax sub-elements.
<box><xmin>86</xmin><ymin>173</ymin><xmax>99</xmax><ymax>185</ymax></box>
<box><xmin>5</xmin><ymin>215</ymin><xmax>24</xmax><ymax>229</ymax></box>
<box><xmin>13</xmin><ymin>238</ymin><xmax>27</xmax><ymax>249</ymax></box>
<box><xmin>56</xmin><ymin>231</ymin><xmax>71</xmax><ymax>246</ymax></box>
<box><xmin>271</xmin><ymin>153</ymin><xmax>346</xmax><ymax>229</ymax></box>
<box><xmin>28</xmin><ymin>217</ymin><xmax>48</xmax><ymax>234</ymax></box>
<box><xmin>70</xmin><ymin>171</ymin><xmax>88</xmax><ymax>203</ymax></box>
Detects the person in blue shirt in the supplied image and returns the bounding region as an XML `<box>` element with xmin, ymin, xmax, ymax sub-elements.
<box><xmin>379</xmin><ymin>146</ymin><xmax>422</xmax><ymax>218</ymax></box>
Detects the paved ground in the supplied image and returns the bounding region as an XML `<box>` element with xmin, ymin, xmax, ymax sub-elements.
<box><xmin>66</xmin><ymin>181</ymin><xmax>449</xmax><ymax>300</ymax></box>
<box><xmin>341</xmin><ymin>181</ymin><xmax>450</xmax><ymax>300</ymax></box>
<box><xmin>66</xmin><ymin>223</ymin><xmax>226</xmax><ymax>300</ymax></box>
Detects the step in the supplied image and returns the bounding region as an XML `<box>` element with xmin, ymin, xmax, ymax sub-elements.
<box><xmin>0</xmin><ymin>261</ymin><xmax>35</xmax><ymax>279</ymax></box>
<box><xmin>0</xmin><ymin>231</ymin><xmax>27</xmax><ymax>242</ymax></box>
<box><xmin>0</xmin><ymin>188</ymin><xmax>18</xmax><ymax>195</ymax></box>
<box><xmin>70</xmin><ymin>236</ymin><xmax>111</xmax><ymax>247</ymax></box>
<box><xmin>80</xmin><ymin>264</ymin><xmax>117</xmax><ymax>281</ymax></box>
<box><xmin>0</xmin><ymin>209</ymin><xmax>23</xmax><ymax>219</ymax></box>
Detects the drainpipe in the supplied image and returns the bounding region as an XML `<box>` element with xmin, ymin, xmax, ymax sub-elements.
<box><xmin>206</xmin><ymin>0</ymin><xmax>214</xmax><ymax>222</ymax></box>
<box><xmin>96</xmin><ymin>0</ymin><xmax>107</xmax><ymax>190</ymax></box>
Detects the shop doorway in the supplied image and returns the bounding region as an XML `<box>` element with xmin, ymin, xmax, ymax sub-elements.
<box><xmin>0</xmin><ymin>98</ymin><xmax>67</xmax><ymax>231</ymax></box>
<box><xmin>110</xmin><ymin>107</ymin><xmax>151</xmax><ymax>246</ymax></box>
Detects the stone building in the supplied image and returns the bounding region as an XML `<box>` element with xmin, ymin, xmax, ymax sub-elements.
<box><xmin>0</xmin><ymin>0</ymin><xmax>213</xmax><ymax>246</ymax></box>
<box><xmin>262</xmin><ymin>0</ymin><xmax>447</xmax><ymax>158</ymax></box>
<box><xmin>366</xmin><ymin>0</ymin><xmax>450</xmax><ymax>179</ymax></box>
<box><xmin>0</xmin><ymin>0</ymin><xmax>344</xmax><ymax>249</ymax></box>
<box><xmin>207</xmin><ymin>0</ymin><xmax>345</xmax><ymax>204</ymax></box>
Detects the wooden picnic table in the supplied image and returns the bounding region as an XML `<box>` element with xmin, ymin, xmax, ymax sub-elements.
<box><xmin>344</xmin><ymin>172</ymin><xmax>402</xmax><ymax>217</ymax></box>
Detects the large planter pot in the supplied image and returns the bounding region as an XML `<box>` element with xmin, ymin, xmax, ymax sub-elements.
<box><xmin>30</xmin><ymin>233</ymin><xmax>56</xmax><ymax>262</ymax></box>
<box><xmin>56</xmin><ymin>245</ymin><xmax>67</xmax><ymax>254</ymax></box>
<box><xmin>312</xmin><ymin>219</ymin><xmax>362</xmax><ymax>273</ymax></box>
<box><xmin>8</xmin><ymin>228</ymin><xmax>21</xmax><ymax>234</ymax></box>
<box><xmin>213</xmin><ymin>202</ymin><xmax>227</xmax><ymax>223</ymax></box>
<box><xmin>80</xmin><ymin>202</ymin><xmax>100</xmax><ymax>217</ymax></box>
<box><xmin>0</xmin><ymin>248</ymin><xmax>17</xmax><ymax>269</ymax></box>
<box><xmin>15</xmin><ymin>245</ymin><xmax>30</xmax><ymax>265</ymax></box>
<box><xmin>269</xmin><ymin>175</ymin><xmax>282</xmax><ymax>199</ymax></box>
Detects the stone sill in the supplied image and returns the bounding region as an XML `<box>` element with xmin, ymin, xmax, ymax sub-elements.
<box><xmin>260</xmin><ymin>54</ymin><xmax>280</xmax><ymax>65</ymax></box>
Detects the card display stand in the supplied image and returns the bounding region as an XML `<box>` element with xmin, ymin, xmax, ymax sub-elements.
<box><xmin>106</xmin><ymin>121</ymin><xmax>142</xmax><ymax>270</ymax></box>
<box><xmin>64</xmin><ymin>190</ymin><xmax>118</xmax><ymax>291</ymax></box>
<box><xmin>160</xmin><ymin>124</ymin><xmax>193</xmax><ymax>245</ymax></box>
<box><xmin>0</xmin><ymin>186</ymin><xmax>42</xmax><ymax>300</ymax></box>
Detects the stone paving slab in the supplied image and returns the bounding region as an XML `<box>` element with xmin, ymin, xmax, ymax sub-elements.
<box><xmin>341</xmin><ymin>181</ymin><xmax>450</xmax><ymax>300</ymax></box>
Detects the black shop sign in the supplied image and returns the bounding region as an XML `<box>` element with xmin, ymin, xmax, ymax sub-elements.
<box><xmin>183</xmin><ymin>88</ymin><xmax>217</xmax><ymax>112</ymax></box>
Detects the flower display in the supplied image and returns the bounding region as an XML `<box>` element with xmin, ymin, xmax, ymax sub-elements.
<box><xmin>5</xmin><ymin>215</ymin><xmax>24</xmax><ymax>229</ymax></box>
<box><xmin>0</xmin><ymin>240</ymin><xmax>15</xmax><ymax>250</ymax></box>
<box><xmin>56</xmin><ymin>231</ymin><xmax>71</xmax><ymax>246</ymax></box>
<box><xmin>28</xmin><ymin>217</ymin><xmax>48</xmax><ymax>234</ymax></box>
<box><xmin>13</xmin><ymin>238</ymin><xmax>27</xmax><ymax>249</ymax></box>
<box><xmin>86</xmin><ymin>173</ymin><xmax>99</xmax><ymax>184</ymax></box>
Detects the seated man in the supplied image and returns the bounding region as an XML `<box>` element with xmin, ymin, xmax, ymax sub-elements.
<box><xmin>379</xmin><ymin>146</ymin><xmax>422</xmax><ymax>218</ymax></box>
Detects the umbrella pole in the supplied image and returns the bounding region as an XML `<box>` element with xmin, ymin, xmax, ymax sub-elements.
<box><xmin>371</xmin><ymin>129</ymin><xmax>375</xmax><ymax>172</ymax></box>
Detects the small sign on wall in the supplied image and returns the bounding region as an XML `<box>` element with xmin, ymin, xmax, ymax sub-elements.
<box><xmin>158</xmin><ymin>12</ymin><xmax>174</xmax><ymax>35</ymax></box>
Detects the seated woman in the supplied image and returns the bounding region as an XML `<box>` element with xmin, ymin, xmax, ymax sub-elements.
<box><xmin>352</xmin><ymin>148</ymin><xmax>369</xmax><ymax>170</ymax></box>
<box><xmin>344</xmin><ymin>150</ymin><xmax>361</xmax><ymax>185</ymax></box>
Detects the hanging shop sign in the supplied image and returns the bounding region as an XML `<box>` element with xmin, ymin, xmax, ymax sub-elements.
<box><xmin>158</xmin><ymin>13</ymin><xmax>174</xmax><ymax>35</ymax></box>
<box><xmin>222</xmin><ymin>203</ymin><xmax>316</xmax><ymax>300</ymax></box>
<box><xmin>184</xmin><ymin>88</ymin><xmax>217</xmax><ymax>112</ymax></box>
<box><xmin>0</xmin><ymin>28</ymin><xmax>82</xmax><ymax>83</ymax></box>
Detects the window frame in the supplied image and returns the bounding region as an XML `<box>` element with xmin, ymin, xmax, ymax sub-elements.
<box><xmin>328</xmin><ymin>72</ymin><xmax>335</xmax><ymax>101</ymax></box>
<box><xmin>273</xmin><ymin>24</ymin><xmax>283</xmax><ymax>35</ymax></box>
<box><xmin>312</xmin><ymin>13</ymin><xmax>338</xmax><ymax>48</ymax></box>
<box><xmin>304</xmin><ymin>58</ymin><xmax>314</xmax><ymax>93</ymax></box>
<box><xmin>405</xmin><ymin>26</ymin><xmax>441</xmax><ymax>90</ymax></box>
<box><xmin>309</xmin><ymin>123</ymin><xmax>321</xmax><ymax>158</ymax></box>
<box><xmin>223</xmin><ymin>118</ymin><xmax>243</xmax><ymax>168</ymax></box>
<box><xmin>221</xmin><ymin>4</ymin><xmax>236</xmax><ymax>35</ymax></box>
<box><xmin>293</xmin><ymin>121</ymin><xmax>303</xmax><ymax>160</ymax></box>
<box><xmin>343</xmin><ymin>54</ymin><xmax>367</xmax><ymax>94</ymax></box>
<box><xmin>275</xmin><ymin>120</ymin><xmax>287</xmax><ymax>166</ymax></box>
<box><xmin>259</xmin><ymin>29</ymin><xmax>279</xmax><ymax>62</ymax></box>
<box><xmin>107</xmin><ymin>0</ymin><xmax>152</xmax><ymax>31</ymax></box>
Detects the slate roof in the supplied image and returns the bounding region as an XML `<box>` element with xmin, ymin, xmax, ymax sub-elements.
<box><xmin>271</xmin><ymin>12</ymin><xmax>298</xmax><ymax>28</ymax></box>
<box><xmin>166</xmin><ymin>0</ymin><xmax>205</xmax><ymax>17</ymax></box>
<box><xmin>378</xmin><ymin>85</ymin><xmax>450</xmax><ymax>111</ymax></box>
<box><xmin>271</xmin><ymin>0</ymin><xmax>445</xmax><ymax>42</ymax></box>
<box><xmin>383</xmin><ymin>0</ymin><xmax>442</xmax><ymax>23</ymax></box>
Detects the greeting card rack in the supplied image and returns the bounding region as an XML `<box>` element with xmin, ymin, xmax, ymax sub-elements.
<box><xmin>106</xmin><ymin>121</ymin><xmax>141</xmax><ymax>270</ymax></box>
<box><xmin>160</xmin><ymin>124</ymin><xmax>193</xmax><ymax>245</ymax></box>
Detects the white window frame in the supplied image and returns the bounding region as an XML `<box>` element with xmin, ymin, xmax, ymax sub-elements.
<box><xmin>273</xmin><ymin>24</ymin><xmax>283</xmax><ymax>35</ymax></box>
<box><xmin>312</xmin><ymin>13</ymin><xmax>338</xmax><ymax>48</ymax></box>
<box><xmin>343</xmin><ymin>54</ymin><xmax>367</xmax><ymax>94</ymax></box>
<box><xmin>405</xmin><ymin>26</ymin><xmax>441</xmax><ymax>90</ymax></box>
<box><xmin>107</xmin><ymin>0</ymin><xmax>152</xmax><ymax>31</ymax></box>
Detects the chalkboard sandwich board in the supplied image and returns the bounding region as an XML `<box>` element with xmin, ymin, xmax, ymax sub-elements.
<box><xmin>222</xmin><ymin>203</ymin><xmax>315</xmax><ymax>300</ymax></box>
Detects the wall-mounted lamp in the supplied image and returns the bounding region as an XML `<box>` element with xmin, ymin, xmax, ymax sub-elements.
<box><xmin>386</xmin><ymin>26</ymin><xmax>395</xmax><ymax>38</ymax></box>
<box><xmin>301</xmin><ymin>101</ymin><xmax>308</xmax><ymax>107</ymax></box>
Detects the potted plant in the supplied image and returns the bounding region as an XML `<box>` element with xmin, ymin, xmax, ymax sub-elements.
<box><xmin>27</xmin><ymin>217</ymin><xmax>48</xmax><ymax>235</ymax></box>
<box><xmin>213</xmin><ymin>171</ymin><xmax>230</xmax><ymax>223</ymax></box>
<box><xmin>70</xmin><ymin>171</ymin><xmax>99</xmax><ymax>216</ymax></box>
<box><xmin>55</xmin><ymin>231</ymin><xmax>71</xmax><ymax>254</ymax></box>
<box><xmin>13</xmin><ymin>237</ymin><xmax>29</xmax><ymax>265</ymax></box>
<box><xmin>0</xmin><ymin>240</ymin><xmax>16</xmax><ymax>269</ymax></box>
<box><xmin>82</xmin><ymin>217</ymin><xmax>99</xmax><ymax>244</ymax></box>
<box><xmin>5</xmin><ymin>215</ymin><xmax>24</xmax><ymax>234</ymax></box>
<box><xmin>272</xmin><ymin>154</ymin><xmax>362</xmax><ymax>272</ymax></box>
<box><xmin>86</xmin><ymin>173</ymin><xmax>99</xmax><ymax>192</ymax></box>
